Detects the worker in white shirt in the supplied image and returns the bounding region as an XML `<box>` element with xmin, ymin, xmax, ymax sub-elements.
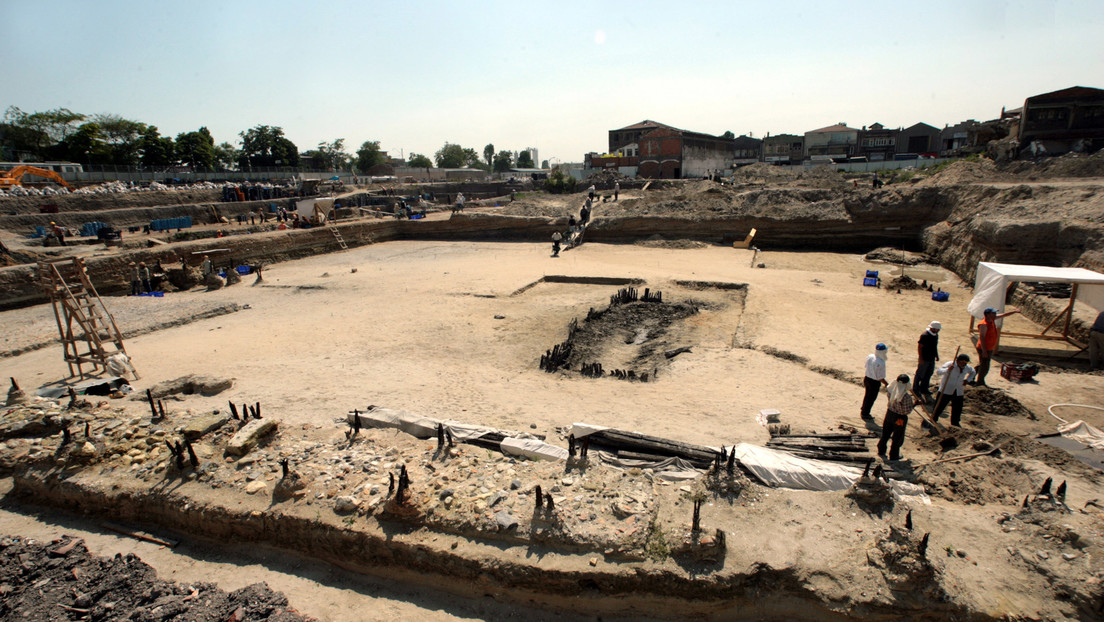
<box><xmin>930</xmin><ymin>353</ymin><xmax>977</xmax><ymax>427</ymax></box>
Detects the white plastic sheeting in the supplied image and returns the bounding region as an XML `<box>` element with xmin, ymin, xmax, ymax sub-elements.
<box><xmin>731</xmin><ymin>443</ymin><xmax>929</xmax><ymax>500</ymax></box>
<box><xmin>969</xmin><ymin>262</ymin><xmax>1104</xmax><ymax>320</ymax></box>
<box><xmin>354</xmin><ymin>408</ymin><xmax>566</xmax><ymax>461</ymax></box>
<box><xmin>1058</xmin><ymin>420</ymin><xmax>1104</xmax><ymax>450</ymax></box>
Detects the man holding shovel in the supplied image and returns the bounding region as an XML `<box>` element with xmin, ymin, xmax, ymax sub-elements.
<box><xmin>930</xmin><ymin>353</ymin><xmax>976</xmax><ymax>428</ymax></box>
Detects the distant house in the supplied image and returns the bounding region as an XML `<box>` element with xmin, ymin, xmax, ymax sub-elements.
<box><xmin>856</xmin><ymin>123</ymin><xmax>899</xmax><ymax>161</ymax></box>
<box><xmin>940</xmin><ymin>120</ymin><xmax>980</xmax><ymax>156</ymax></box>
<box><xmin>897</xmin><ymin>123</ymin><xmax>941</xmax><ymax>156</ymax></box>
<box><xmin>804</xmin><ymin>123</ymin><xmax>860</xmax><ymax>162</ymax></box>
<box><xmin>761</xmin><ymin>134</ymin><xmax>803</xmax><ymax>164</ymax></box>
<box><xmin>608</xmin><ymin>120</ymin><xmax>675</xmax><ymax>155</ymax></box>
<box><xmin>1018</xmin><ymin>86</ymin><xmax>1104</xmax><ymax>155</ymax></box>
<box><xmin>732</xmin><ymin>135</ymin><xmax>763</xmax><ymax>165</ymax></box>
<box><xmin>605</xmin><ymin>120</ymin><xmax>733</xmax><ymax>179</ymax></box>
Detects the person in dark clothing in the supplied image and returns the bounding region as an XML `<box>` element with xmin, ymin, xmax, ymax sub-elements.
<box><xmin>913</xmin><ymin>321</ymin><xmax>941</xmax><ymax>401</ymax></box>
<box><xmin>580</xmin><ymin>205</ymin><xmax>590</xmax><ymax>226</ymax></box>
<box><xmin>878</xmin><ymin>374</ymin><xmax>915</xmax><ymax>461</ymax></box>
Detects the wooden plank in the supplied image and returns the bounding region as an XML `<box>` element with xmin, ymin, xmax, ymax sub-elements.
<box><xmin>588</xmin><ymin>429</ymin><xmax>716</xmax><ymax>462</ymax></box>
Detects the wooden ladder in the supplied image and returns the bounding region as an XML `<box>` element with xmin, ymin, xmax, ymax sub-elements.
<box><xmin>328</xmin><ymin>222</ymin><xmax>348</xmax><ymax>250</ymax></box>
<box><xmin>38</xmin><ymin>257</ymin><xmax>137</xmax><ymax>380</ymax></box>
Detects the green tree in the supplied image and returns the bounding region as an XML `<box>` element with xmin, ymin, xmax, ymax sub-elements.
<box><xmin>2</xmin><ymin>106</ymin><xmax>86</xmax><ymax>160</ymax></box>
<box><xmin>463</xmin><ymin>147</ymin><xmax>482</xmax><ymax>169</ymax></box>
<box><xmin>138</xmin><ymin>126</ymin><xmax>174</xmax><ymax>168</ymax></box>
<box><xmin>721</xmin><ymin>130</ymin><xmax>735</xmax><ymax>139</ymax></box>
<box><xmin>214</xmin><ymin>142</ymin><xmax>240</xmax><ymax>171</ymax></box>
<box><xmin>516</xmin><ymin>149</ymin><xmax>535</xmax><ymax>169</ymax></box>
<box><xmin>541</xmin><ymin>159</ymin><xmax>549</xmax><ymax>169</ymax></box>
<box><xmin>544</xmin><ymin>167</ymin><xmax>576</xmax><ymax>194</ymax></box>
<box><xmin>483</xmin><ymin>143</ymin><xmax>494</xmax><ymax>168</ymax></box>
<box><xmin>434</xmin><ymin>142</ymin><xmax>466</xmax><ymax>168</ymax></box>
<box><xmin>407</xmin><ymin>153</ymin><xmax>433</xmax><ymax>168</ymax></box>
<box><xmin>303</xmin><ymin>139</ymin><xmax>349</xmax><ymax>170</ymax></box>
<box><xmin>175</xmin><ymin>127</ymin><xmax>217</xmax><ymax>170</ymax></box>
<box><xmin>492</xmin><ymin>150</ymin><xmax>514</xmax><ymax>172</ymax></box>
<box><xmin>238</xmin><ymin>125</ymin><xmax>299</xmax><ymax>168</ymax></box>
<box><xmin>93</xmin><ymin>114</ymin><xmax>148</xmax><ymax>165</ymax></box>
<box><xmin>54</xmin><ymin>122</ymin><xmax>110</xmax><ymax>165</ymax></box>
<box><xmin>355</xmin><ymin>140</ymin><xmax>387</xmax><ymax>171</ymax></box>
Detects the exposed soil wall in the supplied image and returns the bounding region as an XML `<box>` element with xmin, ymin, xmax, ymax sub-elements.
<box><xmin>9</xmin><ymin>472</ymin><xmax>992</xmax><ymax>621</ymax></box>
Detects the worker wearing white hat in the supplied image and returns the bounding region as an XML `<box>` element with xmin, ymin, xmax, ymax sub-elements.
<box><xmin>860</xmin><ymin>343</ymin><xmax>890</xmax><ymax>420</ymax></box>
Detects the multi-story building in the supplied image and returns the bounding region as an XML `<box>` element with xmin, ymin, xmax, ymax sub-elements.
<box><xmin>856</xmin><ymin>123</ymin><xmax>898</xmax><ymax>161</ymax></box>
<box><xmin>732</xmin><ymin>135</ymin><xmax>763</xmax><ymax>165</ymax></box>
<box><xmin>606</xmin><ymin>120</ymin><xmax>734</xmax><ymax>178</ymax></box>
<box><xmin>1018</xmin><ymin>86</ymin><xmax>1104</xmax><ymax>156</ymax></box>
<box><xmin>761</xmin><ymin>134</ymin><xmax>803</xmax><ymax>164</ymax></box>
<box><xmin>804</xmin><ymin>123</ymin><xmax>860</xmax><ymax>161</ymax></box>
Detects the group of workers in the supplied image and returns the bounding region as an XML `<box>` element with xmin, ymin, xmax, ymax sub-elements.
<box><xmin>551</xmin><ymin>199</ymin><xmax>594</xmax><ymax>257</ymax></box>
<box><xmin>861</xmin><ymin>307</ymin><xmax>1021</xmax><ymax>462</ymax></box>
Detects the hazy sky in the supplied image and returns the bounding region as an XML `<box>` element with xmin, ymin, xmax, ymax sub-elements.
<box><xmin>4</xmin><ymin>0</ymin><xmax>1101</xmax><ymax>165</ymax></box>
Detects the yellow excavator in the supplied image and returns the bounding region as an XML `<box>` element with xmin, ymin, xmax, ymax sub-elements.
<box><xmin>0</xmin><ymin>165</ymin><xmax>73</xmax><ymax>190</ymax></box>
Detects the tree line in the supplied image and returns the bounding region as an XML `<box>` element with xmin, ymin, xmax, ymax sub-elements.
<box><xmin>1</xmin><ymin>107</ymin><xmax>545</xmax><ymax>173</ymax></box>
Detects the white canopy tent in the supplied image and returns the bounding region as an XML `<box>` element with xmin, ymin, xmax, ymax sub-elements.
<box><xmin>968</xmin><ymin>261</ymin><xmax>1104</xmax><ymax>348</ymax></box>
<box><xmin>295</xmin><ymin>197</ymin><xmax>334</xmax><ymax>223</ymax></box>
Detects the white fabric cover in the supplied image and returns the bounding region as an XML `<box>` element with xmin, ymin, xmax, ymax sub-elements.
<box><xmin>500</xmin><ymin>437</ymin><xmax>570</xmax><ymax>461</ymax></box>
<box><xmin>1057</xmin><ymin>420</ymin><xmax>1104</xmax><ymax>450</ymax></box>
<box><xmin>355</xmin><ymin>408</ymin><xmax>563</xmax><ymax>460</ymax></box>
<box><xmin>731</xmin><ymin>443</ymin><xmax>928</xmax><ymax>499</ymax></box>
<box><xmin>970</xmin><ymin>262</ymin><xmax>1104</xmax><ymax>319</ymax></box>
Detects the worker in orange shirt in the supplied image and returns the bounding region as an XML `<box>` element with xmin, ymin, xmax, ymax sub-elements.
<box><xmin>976</xmin><ymin>306</ymin><xmax>1021</xmax><ymax>386</ymax></box>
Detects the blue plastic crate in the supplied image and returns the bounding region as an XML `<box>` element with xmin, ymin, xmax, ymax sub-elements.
<box><xmin>235</xmin><ymin>265</ymin><xmax>251</xmax><ymax>275</ymax></box>
<box><xmin>865</xmin><ymin>270</ymin><xmax>879</xmax><ymax>279</ymax></box>
<box><xmin>863</xmin><ymin>277</ymin><xmax>879</xmax><ymax>287</ymax></box>
<box><xmin>932</xmin><ymin>291</ymin><xmax>949</xmax><ymax>302</ymax></box>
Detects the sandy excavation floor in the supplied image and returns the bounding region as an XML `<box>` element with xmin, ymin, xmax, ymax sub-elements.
<box><xmin>3</xmin><ymin>238</ymin><xmax>1104</xmax><ymax>620</ymax></box>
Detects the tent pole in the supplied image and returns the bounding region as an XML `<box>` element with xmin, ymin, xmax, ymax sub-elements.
<box><xmin>1062</xmin><ymin>283</ymin><xmax>1078</xmax><ymax>339</ymax></box>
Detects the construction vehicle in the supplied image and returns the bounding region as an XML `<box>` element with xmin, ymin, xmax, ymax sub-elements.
<box><xmin>0</xmin><ymin>165</ymin><xmax>74</xmax><ymax>190</ymax></box>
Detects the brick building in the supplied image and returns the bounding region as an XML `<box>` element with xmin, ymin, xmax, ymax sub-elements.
<box><xmin>607</xmin><ymin>120</ymin><xmax>734</xmax><ymax>179</ymax></box>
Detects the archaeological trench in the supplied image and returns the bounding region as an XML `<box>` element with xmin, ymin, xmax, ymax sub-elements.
<box><xmin>1</xmin><ymin>158</ymin><xmax>1103</xmax><ymax>620</ymax></box>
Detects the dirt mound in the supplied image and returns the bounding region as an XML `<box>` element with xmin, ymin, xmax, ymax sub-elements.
<box><xmin>796</xmin><ymin>165</ymin><xmax>849</xmax><ymax>190</ymax></box>
<box><xmin>885</xmin><ymin>275</ymin><xmax>925</xmax><ymax>290</ymax></box>
<box><xmin>864</xmin><ymin>247</ymin><xmax>931</xmax><ymax>266</ymax></box>
<box><xmin>0</xmin><ymin>535</ymin><xmax>309</xmax><ymax>621</ymax></box>
<box><xmin>1003</xmin><ymin>150</ymin><xmax>1104</xmax><ymax>178</ymax></box>
<box><xmin>586</xmin><ymin>169</ymin><xmax>632</xmax><ymax>184</ymax></box>
<box><xmin>635</xmin><ymin>235</ymin><xmax>711</xmax><ymax>249</ymax></box>
<box><xmin>919</xmin><ymin>453</ymin><xmax>1035</xmax><ymax>505</ymax></box>
<box><xmin>730</xmin><ymin>163</ymin><xmax>799</xmax><ymax>184</ymax></box>
<box><xmin>964</xmin><ymin>386</ymin><xmax>1036</xmax><ymax>419</ymax></box>
<box><xmin>919</xmin><ymin>159</ymin><xmax>1004</xmax><ymax>185</ymax></box>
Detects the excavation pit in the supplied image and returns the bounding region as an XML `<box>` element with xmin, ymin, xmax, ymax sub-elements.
<box><xmin>537</xmin><ymin>283</ymin><xmax>747</xmax><ymax>381</ymax></box>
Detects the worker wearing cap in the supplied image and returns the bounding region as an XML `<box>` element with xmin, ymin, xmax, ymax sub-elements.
<box><xmin>860</xmin><ymin>343</ymin><xmax>890</xmax><ymax>420</ymax></box>
<box><xmin>913</xmin><ymin>321</ymin><xmax>941</xmax><ymax>401</ymax></box>
<box><xmin>878</xmin><ymin>374</ymin><xmax>914</xmax><ymax>461</ymax></box>
<box><xmin>931</xmin><ymin>354</ymin><xmax>977</xmax><ymax>427</ymax></box>
<box><xmin>976</xmin><ymin>306</ymin><xmax>1020</xmax><ymax>386</ymax></box>
<box><xmin>51</xmin><ymin>221</ymin><xmax>66</xmax><ymax>246</ymax></box>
